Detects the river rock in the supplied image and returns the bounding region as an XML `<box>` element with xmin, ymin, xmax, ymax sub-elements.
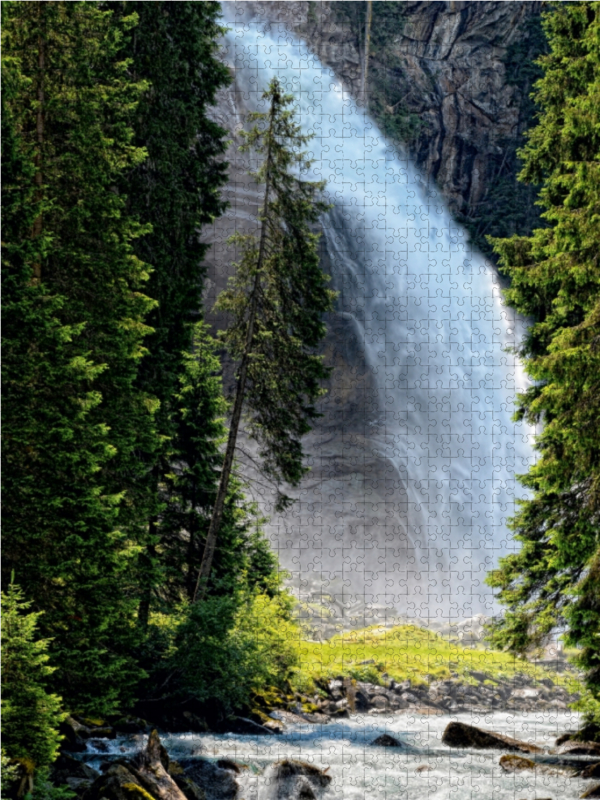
<box><xmin>81</xmin><ymin>731</ymin><xmax>191</xmax><ymax>800</ymax></box>
<box><xmin>499</xmin><ymin>754</ymin><xmax>580</xmax><ymax>778</ymax></box>
<box><xmin>582</xmin><ymin>765</ymin><xmax>600</xmax><ymax>780</ymax></box>
<box><xmin>60</xmin><ymin>718</ymin><xmax>92</xmax><ymax>751</ymax></box>
<box><xmin>499</xmin><ymin>755</ymin><xmax>537</xmax><ymax>773</ymax></box>
<box><xmin>556</xmin><ymin>732</ymin><xmax>579</xmax><ymax>746</ymax></box>
<box><xmin>84</xmin><ymin>763</ymin><xmax>147</xmax><ymax>800</ymax></box>
<box><xmin>51</xmin><ymin>754</ymin><xmax>99</xmax><ymax>796</ymax></box>
<box><xmin>264</xmin><ymin>760</ymin><xmax>331</xmax><ymax>800</ymax></box>
<box><xmin>223</xmin><ymin>716</ymin><xmax>274</xmax><ymax>736</ymax></box>
<box><xmin>556</xmin><ymin>742</ymin><xmax>600</xmax><ymax>757</ymax></box>
<box><xmin>581</xmin><ymin>785</ymin><xmax>600</xmax><ymax>799</ymax></box>
<box><xmin>180</xmin><ymin>759</ymin><xmax>239</xmax><ymax>800</ymax></box>
<box><xmin>112</xmin><ymin>716</ymin><xmax>151</xmax><ymax>735</ymax></box>
<box><xmin>442</xmin><ymin>722</ymin><xmax>543</xmax><ymax>753</ymax></box>
<box><xmin>371</xmin><ymin>734</ymin><xmax>406</xmax><ymax>748</ymax></box>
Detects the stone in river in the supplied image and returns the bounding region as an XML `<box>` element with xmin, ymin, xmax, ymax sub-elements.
<box><xmin>442</xmin><ymin>721</ymin><xmax>543</xmax><ymax>753</ymax></box>
<box><xmin>556</xmin><ymin>741</ymin><xmax>600</xmax><ymax>757</ymax></box>
<box><xmin>265</xmin><ymin>760</ymin><xmax>331</xmax><ymax>800</ymax></box>
<box><xmin>581</xmin><ymin>784</ymin><xmax>600</xmax><ymax>798</ymax></box>
<box><xmin>581</xmin><ymin>764</ymin><xmax>600</xmax><ymax>780</ymax></box>
<box><xmin>371</xmin><ymin>734</ymin><xmax>408</xmax><ymax>748</ymax></box>
<box><xmin>181</xmin><ymin>758</ymin><xmax>239</xmax><ymax>800</ymax></box>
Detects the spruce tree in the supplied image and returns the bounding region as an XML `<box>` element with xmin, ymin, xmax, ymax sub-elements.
<box><xmin>2</xmin><ymin>1</ymin><xmax>154</xmax><ymax>713</ymax></box>
<box><xmin>157</xmin><ymin>325</ymin><xmax>279</xmax><ymax>604</ymax></box>
<box><xmin>194</xmin><ymin>78</ymin><xmax>336</xmax><ymax>599</ymax></box>
<box><xmin>486</xmin><ymin>2</ymin><xmax>600</xmax><ymax>708</ymax></box>
<box><xmin>112</xmin><ymin>1</ymin><xmax>231</xmax><ymax>625</ymax></box>
<box><xmin>1</xmin><ymin>585</ymin><xmax>64</xmax><ymax>773</ymax></box>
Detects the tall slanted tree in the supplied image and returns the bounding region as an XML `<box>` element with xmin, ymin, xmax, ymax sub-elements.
<box><xmin>1</xmin><ymin>1</ymin><xmax>154</xmax><ymax>713</ymax></box>
<box><xmin>112</xmin><ymin>1</ymin><xmax>231</xmax><ymax>625</ymax></box>
<box><xmin>194</xmin><ymin>79</ymin><xmax>336</xmax><ymax>600</ymax></box>
<box><xmin>156</xmin><ymin>324</ymin><xmax>279</xmax><ymax>604</ymax></box>
<box><xmin>486</xmin><ymin>1</ymin><xmax>600</xmax><ymax>715</ymax></box>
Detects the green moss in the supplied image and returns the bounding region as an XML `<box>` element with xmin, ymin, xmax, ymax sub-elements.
<box><xmin>297</xmin><ymin>624</ymin><xmax>582</xmax><ymax>690</ymax></box>
<box><xmin>123</xmin><ymin>783</ymin><xmax>156</xmax><ymax>800</ymax></box>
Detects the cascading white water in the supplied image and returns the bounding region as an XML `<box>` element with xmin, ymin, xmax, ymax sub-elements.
<box><xmin>220</xmin><ymin>6</ymin><xmax>535</xmax><ymax>619</ymax></box>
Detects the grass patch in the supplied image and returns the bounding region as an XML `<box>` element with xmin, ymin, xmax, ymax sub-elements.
<box><xmin>297</xmin><ymin>625</ymin><xmax>581</xmax><ymax>690</ymax></box>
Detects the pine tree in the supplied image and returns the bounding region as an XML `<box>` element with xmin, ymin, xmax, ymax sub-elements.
<box><xmin>150</xmin><ymin>324</ymin><xmax>280</xmax><ymax>605</ymax></box>
<box><xmin>486</xmin><ymin>2</ymin><xmax>600</xmax><ymax>709</ymax></box>
<box><xmin>1</xmin><ymin>585</ymin><xmax>65</xmax><ymax>773</ymax></box>
<box><xmin>194</xmin><ymin>78</ymin><xmax>336</xmax><ymax>599</ymax></box>
<box><xmin>111</xmin><ymin>1</ymin><xmax>231</xmax><ymax>625</ymax></box>
<box><xmin>2</xmin><ymin>1</ymin><xmax>154</xmax><ymax>713</ymax></box>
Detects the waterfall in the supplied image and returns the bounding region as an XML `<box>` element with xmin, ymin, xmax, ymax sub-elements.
<box><xmin>219</xmin><ymin>6</ymin><xmax>535</xmax><ymax>621</ymax></box>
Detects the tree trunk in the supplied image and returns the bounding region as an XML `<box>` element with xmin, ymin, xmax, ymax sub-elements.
<box><xmin>192</xmin><ymin>92</ymin><xmax>279</xmax><ymax>603</ymax></box>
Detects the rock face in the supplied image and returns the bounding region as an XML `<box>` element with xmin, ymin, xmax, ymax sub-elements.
<box><xmin>240</xmin><ymin>0</ymin><xmax>543</xmax><ymax>220</ymax></box>
<box><xmin>441</xmin><ymin>721</ymin><xmax>543</xmax><ymax>753</ymax></box>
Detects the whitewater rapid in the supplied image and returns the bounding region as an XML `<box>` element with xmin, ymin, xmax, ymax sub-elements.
<box><xmin>219</xmin><ymin>5</ymin><xmax>535</xmax><ymax>619</ymax></box>
<box><xmin>88</xmin><ymin>712</ymin><xmax>585</xmax><ymax>800</ymax></box>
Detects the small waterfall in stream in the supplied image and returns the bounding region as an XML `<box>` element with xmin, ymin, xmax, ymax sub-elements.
<box><xmin>220</xmin><ymin>6</ymin><xmax>535</xmax><ymax>621</ymax></box>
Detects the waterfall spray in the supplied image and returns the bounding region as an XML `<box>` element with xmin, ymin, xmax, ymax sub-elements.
<box><xmin>219</xmin><ymin>5</ymin><xmax>535</xmax><ymax>620</ymax></box>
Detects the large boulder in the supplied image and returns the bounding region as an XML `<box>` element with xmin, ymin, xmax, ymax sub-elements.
<box><xmin>85</xmin><ymin>731</ymin><xmax>189</xmax><ymax>800</ymax></box>
<box><xmin>582</xmin><ymin>765</ymin><xmax>600</xmax><ymax>780</ymax></box>
<box><xmin>263</xmin><ymin>761</ymin><xmax>331</xmax><ymax>800</ymax></box>
<box><xmin>219</xmin><ymin>716</ymin><xmax>273</xmax><ymax>736</ymax></box>
<box><xmin>51</xmin><ymin>754</ymin><xmax>99</xmax><ymax>796</ymax></box>
<box><xmin>180</xmin><ymin>759</ymin><xmax>239</xmax><ymax>800</ymax></box>
<box><xmin>112</xmin><ymin>717</ymin><xmax>151</xmax><ymax>735</ymax></box>
<box><xmin>83</xmin><ymin>763</ymin><xmax>148</xmax><ymax>800</ymax></box>
<box><xmin>442</xmin><ymin>722</ymin><xmax>543</xmax><ymax>753</ymax></box>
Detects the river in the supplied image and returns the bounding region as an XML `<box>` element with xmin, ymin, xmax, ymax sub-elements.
<box><xmin>89</xmin><ymin>711</ymin><xmax>589</xmax><ymax>800</ymax></box>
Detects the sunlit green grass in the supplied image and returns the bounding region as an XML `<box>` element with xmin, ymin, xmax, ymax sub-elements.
<box><xmin>297</xmin><ymin>625</ymin><xmax>580</xmax><ymax>689</ymax></box>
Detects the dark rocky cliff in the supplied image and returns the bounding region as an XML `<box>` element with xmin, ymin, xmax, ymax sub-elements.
<box><xmin>242</xmin><ymin>0</ymin><xmax>545</xmax><ymax>253</ymax></box>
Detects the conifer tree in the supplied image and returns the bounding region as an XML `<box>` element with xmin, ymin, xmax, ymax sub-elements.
<box><xmin>112</xmin><ymin>1</ymin><xmax>231</xmax><ymax>624</ymax></box>
<box><xmin>1</xmin><ymin>585</ymin><xmax>64</xmax><ymax>774</ymax></box>
<box><xmin>194</xmin><ymin>79</ymin><xmax>336</xmax><ymax>599</ymax></box>
<box><xmin>486</xmin><ymin>2</ymin><xmax>600</xmax><ymax>707</ymax></box>
<box><xmin>158</xmin><ymin>325</ymin><xmax>279</xmax><ymax>603</ymax></box>
<box><xmin>2</xmin><ymin>1</ymin><xmax>154</xmax><ymax>713</ymax></box>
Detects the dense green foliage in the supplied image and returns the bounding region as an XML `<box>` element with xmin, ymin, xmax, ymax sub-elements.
<box><xmin>1</xmin><ymin>0</ymin><xmax>303</xmax><ymax>751</ymax></box>
<box><xmin>2</xmin><ymin>0</ymin><xmax>153</xmax><ymax>713</ymax></box>
<box><xmin>1</xmin><ymin>585</ymin><xmax>65</xmax><ymax>770</ymax></box>
<box><xmin>174</xmin><ymin>590</ymin><xmax>302</xmax><ymax>712</ymax></box>
<box><xmin>486</xmin><ymin>2</ymin><xmax>600</xmax><ymax>721</ymax></box>
<box><xmin>110</xmin><ymin>2</ymin><xmax>232</xmax><ymax>624</ymax></box>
